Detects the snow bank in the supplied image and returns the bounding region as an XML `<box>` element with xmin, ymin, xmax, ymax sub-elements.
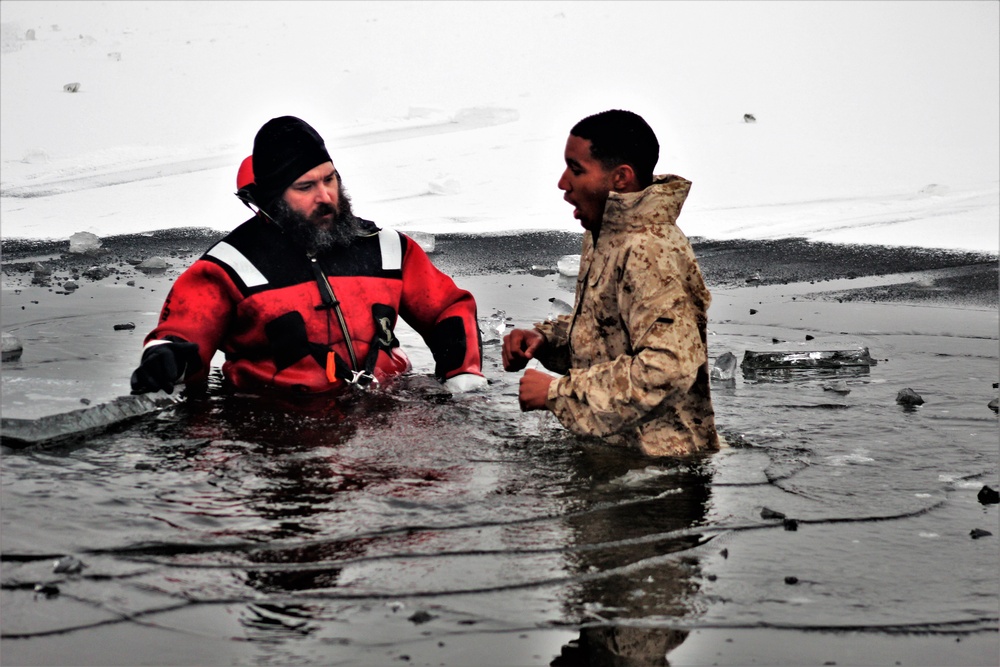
<box><xmin>2</xmin><ymin>1</ymin><xmax>997</xmax><ymax>252</ymax></box>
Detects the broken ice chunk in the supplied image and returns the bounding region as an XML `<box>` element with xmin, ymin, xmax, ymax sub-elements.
<box><xmin>68</xmin><ymin>231</ymin><xmax>101</xmax><ymax>254</ymax></box>
<box><xmin>480</xmin><ymin>310</ymin><xmax>508</xmax><ymax>343</ymax></box>
<box><xmin>557</xmin><ymin>255</ymin><xmax>580</xmax><ymax>277</ymax></box>
<box><xmin>408</xmin><ymin>231</ymin><xmax>436</xmax><ymax>253</ymax></box>
<box><xmin>741</xmin><ymin>348</ymin><xmax>876</xmax><ymax>370</ymax></box>
<box><xmin>547</xmin><ymin>297</ymin><xmax>574</xmax><ymax>321</ymax></box>
<box><xmin>710</xmin><ymin>352</ymin><xmax>738</xmax><ymax>381</ymax></box>
<box><xmin>2</xmin><ymin>331</ymin><xmax>23</xmax><ymax>362</ymax></box>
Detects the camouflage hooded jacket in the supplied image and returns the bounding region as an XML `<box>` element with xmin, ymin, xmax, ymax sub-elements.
<box><xmin>534</xmin><ymin>174</ymin><xmax>719</xmax><ymax>456</ymax></box>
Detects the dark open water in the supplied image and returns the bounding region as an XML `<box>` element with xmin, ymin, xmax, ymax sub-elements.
<box><xmin>1</xmin><ymin>269</ymin><xmax>997</xmax><ymax>666</ymax></box>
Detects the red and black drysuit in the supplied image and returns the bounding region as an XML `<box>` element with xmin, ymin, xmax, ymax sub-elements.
<box><xmin>144</xmin><ymin>216</ymin><xmax>483</xmax><ymax>393</ymax></box>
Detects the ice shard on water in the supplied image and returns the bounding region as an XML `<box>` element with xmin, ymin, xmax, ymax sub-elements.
<box><xmin>741</xmin><ymin>348</ymin><xmax>877</xmax><ymax>371</ymax></box>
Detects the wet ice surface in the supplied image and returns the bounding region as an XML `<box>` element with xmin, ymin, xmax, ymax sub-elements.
<box><xmin>1</xmin><ymin>272</ymin><xmax>998</xmax><ymax>666</ymax></box>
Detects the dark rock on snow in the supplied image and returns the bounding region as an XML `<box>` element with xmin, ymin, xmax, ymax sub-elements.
<box><xmin>408</xmin><ymin>610</ymin><xmax>436</xmax><ymax>625</ymax></box>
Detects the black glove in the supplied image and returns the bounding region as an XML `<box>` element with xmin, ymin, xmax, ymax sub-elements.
<box><xmin>130</xmin><ymin>340</ymin><xmax>201</xmax><ymax>394</ymax></box>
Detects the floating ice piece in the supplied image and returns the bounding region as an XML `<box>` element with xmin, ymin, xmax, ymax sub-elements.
<box><xmin>68</xmin><ymin>231</ymin><xmax>101</xmax><ymax>254</ymax></box>
<box><xmin>822</xmin><ymin>380</ymin><xmax>851</xmax><ymax>394</ymax></box>
<box><xmin>826</xmin><ymin>449</ymin><xmax>875</xmax><ymax>466</ymax></box>
<box><xmin>2</xmin><ymin>331</ymin><xmax>23</xmax><ymax>362</ymax></box>
<box><xmin>546</xmin><ymin>297</ymin><xmax>573</xmax><ymax>321</ymax></box>
<box><xmin>408</xmin><ymin>231</ymin><xmax>435</xmax><ymax>253</ymax></box>
<box><xmin>612</xmin><ymin>466</ymin><xmax>679</xmax><ymax>488</ymax></box>
<box><xmin>556</xmin><ymin>255</ymin><xmax>580</xmax><ymax>277</ymax></box>
<box><xmin>1</xmin><ymin>392</ymin><xmax>181</xmax><ymax>448</ymax></box>
<box><xmin>479</xmin><ymin>310</ymin><xmax>508</xmax><ymax>343</ymax></box>
<box><xmin>741</xmin><ymin>348</ymin><xmax>876</xmax><ymax>371</ymax></box>
<box><xmin>711</xmin><ymin>351</ymin><xmax>738</xmax><ymax>381</ymax></box>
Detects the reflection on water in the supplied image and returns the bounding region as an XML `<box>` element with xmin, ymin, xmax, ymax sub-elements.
<box><xmin>741</xmin><ymin>364</ymin><xmax>873</xmax><ymax>384</ymax></box>
<box><xmin>1</xmin><ymin>322</ymin><xmax>998</xmax><ymax>665</ymax></box>
<box><xmin>552</xmin><ymin>626</ymin><xmax>689</xmax><ymax>667</ymax></box>
<box><xmin>552</xmin><ymin>449</ymin><xmax>709</xmax><ymax>665</ymax></box>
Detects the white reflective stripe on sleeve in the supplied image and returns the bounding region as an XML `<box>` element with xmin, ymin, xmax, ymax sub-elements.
<box><xmin>142</xmin><ymin>339</ymin><xmax>172</xmax><ymax>352</ymax></box>
<box><xmin>205</xmin><ymin>241</ymin><xmax>268</xmax><ymax>288</ymax></box>
<box><xmin>378</xmin><ymin>228</ymin><xmax>402</xmax><ymax>271</ymax></box>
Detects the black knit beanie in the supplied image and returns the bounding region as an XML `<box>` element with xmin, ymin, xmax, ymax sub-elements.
<box><xmin>252</xmin><ymin>116</ymin><xmax>332</xmax><ymax>210</ymax></box>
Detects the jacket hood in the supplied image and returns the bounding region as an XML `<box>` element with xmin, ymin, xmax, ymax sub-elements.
<box><xmin>603</xmin><ymin>174</ymin><xmax>691</xmax><ymax>231</ymax></box>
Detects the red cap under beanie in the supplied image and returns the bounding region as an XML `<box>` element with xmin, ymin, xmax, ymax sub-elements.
<box><xmin>236</xmin><ymin>155</ymin><xmax>254</xmax><ymax>190</ymax></box>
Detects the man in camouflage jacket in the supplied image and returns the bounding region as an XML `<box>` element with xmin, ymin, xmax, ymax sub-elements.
<box><xmin>502</xmin><ymin>110</ymin><xmax>718</xmax><ymax>457</ymax></box>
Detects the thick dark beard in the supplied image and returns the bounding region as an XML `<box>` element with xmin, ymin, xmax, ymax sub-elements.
<box><xmin>271</xmin><ymin>185</ymin><xmax>363</xmax><ymax>255</ymax></box>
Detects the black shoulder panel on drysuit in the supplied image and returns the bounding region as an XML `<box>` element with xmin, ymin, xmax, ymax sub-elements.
<box><xmin>201</xmin><ymin>217</ymin><xmax>404</xmax><ymax>298</ymax></box>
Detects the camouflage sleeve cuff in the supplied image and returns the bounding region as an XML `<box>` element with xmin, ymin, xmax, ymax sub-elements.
<box><xmin>533</xmin><ymin>314</ymin><xmax>571</xmax><ymax>346</ymax></box>
<box><xmin>545</xmin><ymin>374</ymin><xmax>563</xmax><ymax>410</ymax></box>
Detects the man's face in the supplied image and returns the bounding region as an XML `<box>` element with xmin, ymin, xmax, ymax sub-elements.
<box><xmin>282</xmin><ymin>161</ymin><xmax>340</xmax><ymax>227</ymax></box>
<box><xmin>558</xmin><ymin>134</ymin><xmax>614</xmax><ymax>231</ymax></box>
<box><xmin>272</xmin><ymin>164</ymin><xmax>360</xmax><ymax>255</ymax></box>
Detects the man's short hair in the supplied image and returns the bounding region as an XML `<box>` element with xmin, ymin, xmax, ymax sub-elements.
<box><xmin>571</xmin><ymin>110</ymin><xmax>659</xmax><ymax>188</ymax></box>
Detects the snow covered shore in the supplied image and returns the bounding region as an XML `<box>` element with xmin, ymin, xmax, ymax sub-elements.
<box><xmin>2</xmin><ymin>2</ymin><xmax>998</xmax><ymax>251</ymax></box>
